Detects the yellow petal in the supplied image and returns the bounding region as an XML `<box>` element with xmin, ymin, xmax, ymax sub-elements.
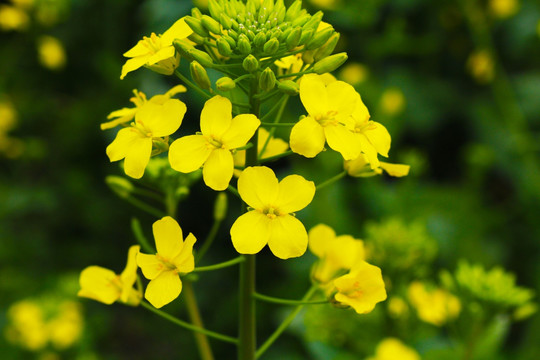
<box><xmin>148</xmin><ymin>46</ymin><xmax>175</xmax><ymax>66</ymax></box>
<box><xmin>300</xmin><ymin>74</ymin><xmax>328</xmax><ymax>118</ymax></box>
<box><xmin>221</xmin><ymin>114</ymin><xmax>260</xmax><ymax>149</ymax></box>
<box><xmin>203</xmin><ymin>148</ymin><xmax>234</xmax><ymax>191</ymax></box>
<box><xmin>289</xmin><ymin>117</ymin><xmax>325</xmax><ymax>158</ymax></box>
<box><xmin>230</xmin><ymin>211</ymin><xmax>271</xmax><ymax>254</ymax></box>
<box><xmin>120</xmin><ymin>56</ymin><xmax>149</xmax><ymax>79</ymax></box>
<box><xmin>138</xmin><ymin>99</ymin><xmax>186</xmax><ymax>137</ymax></box>
<box><xmin>124</xmin><ymin>137</ymin><xmax>153</xmax><ymax>179</ymax></box>
<box><xmin>78</xmin><ymin>266</ymin><xmax>119</xmax><ymax>305</ymax></box>
<box><xmin>106</xmin><ymin>127</ymin><xmax>139</xmax><ymax>162</ymax></box>
<box><xmin>120</xmin><ymin>245</ymin><xmax>141</xmax><ymax>297</ymax></box>
<box><xmin>352</xmin><ymin>97</ymin><xmax>370</xmax><ymax>125</ymax></box>
<box><xmin>380</xmin><ymin>162</ymin><xmax>410</xmax><ymax>177</ymax></box>
<box><xmin>326</xmin><ymin>80</ymin><xmax>358</xmax><ymax>119</ymax></box>
<box><xmin>145</xmin><ymin>270</ymin><xmax>182</xmax><ymax>308</ymax></box>
<box><xmin>200</xmin><ymin>96</ymin><xmax>232</xmax><ymax>138</ymax></box>
<box><xmin>161</xmin><ymin>17</ymin><xmax>193</xmax><ymax>45</ymax></box>
<box><xmin>136</xmin><ymin>253</ymin><xmax>164</xmax><ymax>280</ymax></box>
<box><xmin>153</xmin><ymin>216</ymin><xmax>183</xmax><ymax>258</ymax></box>
<box><xmin>258</xmin><ymin>128</ymin><xmax>289</xmax><ymax>159</ymax></box>
<box><xmin>364</xmin><ymin>121</ymin><xmax>391</xmax><ymax>157</ymax></box>
<box><xmin>123</xmin><ymin>40</ymin><xmax>151</xmax><ymax>58</ymax></box>
<box><xmin>275</xmin><ymin>174</ymin><xmax>315</xmax><ymax>213</ymax></box>
<box><xmin>164</xmin><ymin>84</ymin><xmax>188</xmax><ymax>98</ymax></box>
<box><xmin>357</xmin><ymin>133</ymin><xmax>380</xmax><ymax>169</ymax></box>
<box><xmin>106</xmin><ymin>107</ymin><xmax>137</xmax><ymax>120</ymax></box>
<box><xmin>308</xmin><ymin>224</ymin><xmax>336</xmax><ymax>258</ymax></box>
<box><xmin>267</xmin><ymin>215</ymin><xmax>308</xmax><ymax>259</ymax></box>
<box><xmin>237</xmin><ymin>166</ymin><xmax>279</xmax><ymax>209</ymax></box>
<box><xmin>169</xmin><ymin>135</ymin><xmax>212</xmax><ymax>173</ymax></box>
<box><xmin>173</xmin><ymin>233</ymin><xmax>196</xmax><ymax>273</ymax></box>
<box><xmin>324</xmin><ymin>124</ymin><xmax>361</xmax><ymax>160</ymax></box>
<box><xmin>333</xmin><ymin>235</ymin><xmax>365</xmax><ymax>268</ymax></box>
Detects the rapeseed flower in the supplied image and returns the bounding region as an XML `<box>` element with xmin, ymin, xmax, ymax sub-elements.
<box><xmin>37</xmin><ymin>35</ymin><xmax>66</xmax><ymax>70</ymax></box>
<box><xmin>230</xmin><ymin>166</ymin><xmax>315</xmax><ymax>259</ymax></box>
<box><xmin>290</xmin><ymin>74</ymin><xmax>360</xmax><ymax>160</ymax></box>
<box><xmin>0</xmin><ymin>5</ymin><xmax>29</xmax><ymax>31</ymax></box>
<box><xmin>345</xmin><ymin>153</ymin><xmax>410</xmax><ymax>177</ymax></box>
<box><xmin>120</xmin><ymin>17</ymin><xmax>192</xmax><ymax>79</ymax></box>
<box><xmin>333</xmin><ymin>261</ymin><xmax>387</xmax><ymax>314</ymax></box>
<box><xmin>137</xmin><ymin>216</ymin><xmax>196</xmax><ymax>308</ymax></box>
<box><xmin>78</xmin><ymin>245</ymin><xmax>142</xmax><ymax>306</ymax></box>
<box><xmin>106</xmin><ymin>96</ymin><xmax>186</xmax><ymax>179</ymax></box>
<box><xmin>169</xmin><ymin>95</ymin><xmax>260</xmax><ymax>191</ymax></box>
<box><xmin>368</xmin><ymin>338</ymin><xmax>420</xmax><ymax>360</ymax></box>
<box><xmin>408</xmin><ymin>281</ymin><xmax>461</xmax><ymax>326</ymax></box>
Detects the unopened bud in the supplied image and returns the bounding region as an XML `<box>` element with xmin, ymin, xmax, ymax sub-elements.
<box><xmin>263</xmin><ymin>38</ymin><xmax>280</xmax><ymax>55</ymax></box>
<box><xmin>223</xmin><ymin>35</ymin><xmax>236</xmax><ymax>48</ymax></box>
<box><xmin>302</xmin><ymin>50</ymin><xmax>315</xmax><ymax>64</ymax></box>
<box><xmin>242</xmin><ymin>54</ymin><xmax>259</xmax><ymax>72</ymax></box>
<box><xmin>216</xmin><ymin>77</ymin><xmax>236</xmax><ymax>91</ymax></box>
<box><xmin>303</xmin><ymin>11</ymin><xmax>323</xmax><ymax>32</ymax></box>
<box><xmin>313</xmin><ymin>52</ymin><xmax>348</xmax><ymax>74</ymax></box>
<box><xmin>191</xmin><ymin>7</ymin><xmax>203</xmax><ymax>19</ymax></box>
<box><xmin>188</xmin><ymin>33</ymin><xmax>205</xmax><ymax>45</ymax></box>
<box><xmin>237</xmin><ymin>35</ymin><xmax>252</xmax><ymax>55</ymax></box>
<box><xmin>277</xmin><ymin>80</ymin><xmax>300</xmax><ymax>95</ymax></box>
<box><xmin>286</xmin><ymin>27</ymin><xmax>302</xmax><ymax>50</ymax></box>
<box><xmin>188</xmin><ymin>48</ymin><xmax>214</xmax><ymax>68</ymax></box>
<box><xmin>208</xmin><ymin>0</ymin><xmax>223</xmax><ymax>20</ymax></box>
<box><xmin>314</xmin><ymin>33</ymin><xmax>340</xmax><ymax>62</ymax></box>
<box><xmin>201</xmin><ymin>15</ymin><xmax>222</xmax><ymax>35</ymax></box>
<box><xmin>298</xmin><ymin>28</ymin><xmax>314</xmax><ymax>46</ymax></box>
<box><xmin>217</xmin><ymin>37</ymin><xmax>233</xmax><ymax>56</ymax></box>
<box><xmin>292</xmin><ymin>13</ymin><xmax>310</xmax><ymax>27</ymax></box>
<box><xmin>213</xmin><ymin>193</ymin><xmax>228</xmax><ymax>221</ymax></box>
<box><xmin>254</xmin><ymin>32</ymin><xmax>267</xmax><ymax>49</ymax></box>
<box><xmin>285</xmin><ymin>0</ymin><xmax>303</xmax><ymax>21</ymax></box>
<box><xmin>220</xmin><ymin>13</ymin><xmax>233</xmax><ymax>29</ymax></box>
<box><xmin>279</xmin><ymin>27</ymin><xmax>292</xmax><ymax>42</ymax></box>
<box><xmin>259</xmin><ymin>67</ymin><xmax>276</xmax><ymax>91</ymax></box>
<box><xmin>173</xmin><ymin>40</ymin><xmax>195</xmax><ymax>60</ymax></box>
<box><xmin>184</xmin><ymin>16</ymin><xmax>210</xmax><ymax>38</ymax></box>
<box><xmin>190</xmin><ymin>61</ymin><xmax>211</xmax><ymax>90</ymax></box>
<box><xmin>307</xmin><ymin>27</ymin><xmax>334</xmax><ymax>50</ymax></box>
<box><xmin>106</xmin><ymin>176</ymin><xmax>134</xmax><ymax>199</ymax></box>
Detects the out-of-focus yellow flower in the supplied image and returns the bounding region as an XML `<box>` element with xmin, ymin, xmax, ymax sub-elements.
<box><xmin>78</xmin><ymin>245</ymin><xmax>142</xmax><ymax>306</ymax></box>
<box><xmin>234</xmin><ymin>127</ymin><xmax>288</xmax><ymax>176</ymax></box>
<box><xmin>169</xmin><ymin>95</ymin><xmax>260</xmax><ymax>191</ymax></box>
<box><xmin>388</xmin><ymin>296</ymin><xmax>409</xmax><ymax>318</ymax></box>
<box><xmin>408</xmin><ymin>281</ymin><xmax>461</xmax><ymax>326</ymax></box>
<box><xmin>12</xmin><ymin>0</ymin><xmax>34</xmax><ymax>10</ymax></box>
<box><xmin>489</xmin><ymin>0</ymin><xmax>519</xmax><ymax>19</ymax></box>
<box><xmin>193</xmin><ymin>0</ymin><xmax>209</xmax><ymax>9</ymax></box>
<box><xmin>309</xmin><ymin>0</ymin><xmax>340</xmax><ymax>10</ymax></box>
<box><xmin>333</xmin><ymin>261</ymin><xmax>387</xmax><ymax>314</ymax></box>
<box><xmin>137</xmin><ymin>216</ymin><xmax>196</xmax><ymax>308</ymax></box>
<box><xmin>120</xmin><ymin>17</ymin><xmax>192</xmax><ymax>79</ymax></box>
<box><xmin>0</xmin><ymin>5</ymin><xmax>29</xmax><ymax>31</ymax></box>
<box><xmin>275</xmin><ymin>54</ymin><xmax>304</xmax><ymax>76</ymax></box>
<box><xmin>345</xmin><ymin>153</ymin><xmax>410</xmax><ymax>178</ymax></box>
<box><xmin>230</xmin><ymin>166</ymin><xmax>315</xmax><ymax>259</ymax></box>
<box><xmin>308</xmin><ymin>224</ymin><xmax>364</xmax><ymax>283</ymax></box>
<box><xmin>6</xmin><ymin>300</ymin><xmax>48</xmax><ymax>350</ymax></box>
<box><xmin>339</xmin><ymin>62</ymin><xmax>369</xmax><ymax>86</ymax></box>
<box><xmin>368</xmin><ymin>338</ymin><xmax>420</xmax><ymax>360</ymax></box>
<box><xmin>37</xmin><ymin>35</ymin><xmax>66</xmax><ymax>70</ymax></box>
<box><xmin>537</xmin><ymin>20</ymin><xmax>540</xmax><ymax>38</ymax></box>
<box><xmin>290</xmin><ymin>74</ymin><xmax>360</xmax><ymax>160</ymax></box>
<box><xmin>380</xmin><ymin>87</ymin><xmax>406</xmax><ymax>116</ymax></box>
<box><xmin>467</xmin><ymin>50</ymin><xmax>495</xmax><ymax>84</ymax></box>
<box><xmin>46</xmin><ymin>301</ymin><xmax>83</xmax><ymax>349</ymax></box>
<box><xmin>0</xmin><ymin>99</ymin><xmax>17</xmax><ymax>133</ymax></box>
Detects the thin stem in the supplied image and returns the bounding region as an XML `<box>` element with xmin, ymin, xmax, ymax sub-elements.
<box><xmin>130</xmin><ymin>217</ymin><xmax>155</xmax><ymax>253</ymax></box>
<box><xmin>183</xmin><ymin>281</ymin><xmax>216</xmax><ymax>360</ymax></box>
<box><xmin>256</xmin><ymin>286</ymin><xmax>319</xmax><ymax>358</ymax></box>
<box><xmin>261</xmin><ymin>95</ymin><xmax>288</xmax><ymax>122</ymax></box>
<box><xmin>195</xmin><ymin>219</ymin><xmax>223</xmax><ymax>263</ymax></box>
<box><xmin>259</xmin><ymin>96</ymin><xmax>289</xmax><ymax>159</ymax></box>
<box><xmin>141</xmin><ymin>301</ymin><xmax>238</xmax><ymax>345</ymax></box>
<box><xmin>193</xmin><ymin>256</ymin><xmax>245</xmax><ymax>273</ymax></box>
<box><xmin>253</xmin><ymin>292</ymin><xmax>328</xmax><ymax>306</ymax></box>
<box><xmin>131</xmin><ymin>187</ymin><xmax>163</xmax><ymax>202</ymax></box>
<box><xmin>124</xmin><ymin>195</ymin><xmax>166</xmax><ymax>218</ymax></box>
<box><xmin>227</xmin><ymin>185</ymin><xmax>241</xmax><ymax>199</ymax></box>
<box><xmin>316</xmin><ymin>171</ymin><xmax>347</xmax><ymax>191</ymax></box>
<box><xmin>276</xmin><ymin>70</ymin><xmax>313</xmax><ymax>79</ymax></box>
<box><xmin>259</xmin><ymin>150</ymin><xmax>293</xmax><ymax>163</ymax></box>
<box><xmin>235</xmin><ymin>143</ymin><xmax>254</xmax><ymax>151</ymax></box>
<box><xmin>174</xmin><ymin>70</ymin><xmax>212</xmax><ymax>100</ymax></box>
<box><xmin>260</xmin><ymin>122</ymin><xmax>296</xmax><ymax>127</ymax></box>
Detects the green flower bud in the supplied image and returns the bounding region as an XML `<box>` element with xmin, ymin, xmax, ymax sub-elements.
<box><xmin>217</xmin><ymin>37</ymin><xmax>233</xmax><ymax>56</ymax></box>
<box><xmin>275</xmin><ymin>0</ymin><xmax>286</xmax><ymax>23</ymax></box>
<box><xmin>188</xmin><ymin>48</ymin><xmax>215</xmax><ymax>68</ymax></box>
<box><xmin>313</xmin><ymin>52</ymin><xmax>348</xmax><ymax>74</ymax></box>
<box><xmin>237</xmin><ymin>35</ymin><xmax>252</xmax><ymax>55</ymax></box>
<box><xmin>277</xmin><ymin>80</ymin><xmax>300</xmax><ymax>95</ymax></box>
<box><xmin>188</xmin><ymin>33</ymin><xmax>205</xmax><ymax>45</ymax></box>
<box><xmin>242</xmin><ymin>54</ymin><xmax>259</xmax><ymax>72</ymax></box>
<box><xmin>259</xmin><ymin>67</ymin><xmax>276</xmax><ymax>91</ymax></box>
<box><xmin>254</xmin><ymin>31</ymin><xmax>267</xmax><ymax>49</ymax></box>
<box><xmin>298</xmin><ymin>28</ymin><xmax>314</xmax><ymax>46</ymax></box>
<box><xmin>106</xmin><ymin>176</ymin><xmax>134</xmax><ymax>199</ymax></box>
<box><xmin>184</xmin><ymin>16</ymin><xmax>210</xmax><ymax>38</ymax></box>
<box><xmin>263</xmin><ymin>37</ymin><xmax>280</xmax><ymax>55</ymax></box>
<box><xmin>208</xmin><ymin>0</ymin><xmax>223</xmax><ymax>20</ymax></box>
<box><xmin>175</xmin><ymin>186</ymin><xmax>190</xmax><ymax>200</ymax></box>
<box><xmin>220</xmin><ymin>13</ymin><xmax>233</xmax><ymax>29</ymax></box>
<box><xmin>213</xmin><ymin>193</ymin><xmax>228</xmax><ymax>221</ymax></box>
<box><xmin>228</xmin><ymin>29</ymin><xmax>239</xmax><ymax>39</ymax></box>
<box><xmin>303</xmin><ymin>11</ymin><xmax>323</xmax><ymax>32</ymax></box>
<box><xmin>285</xmin><ymin>0</ymin><xmax>303</xmax><ymax>21</ymax></box>
<box><xmin>247</xmin><ymin>29</ymin><xmax>256</xmax><ymax>41</ymax></box>
<box><xmin>223</xmin><ymin>35</ymin><xmax>236</xmax><ymax>48</ymax></box>
<box><xmin>262</xmin><ymin>0</ymin><xmax>274</xmax><ymax>13</ymax></box>
<box><xmin>306</xmin><ymin>27</ymin><xmax>334</xmax><ymax>50</ymax></box>
<box><xmin>202</xmin><ymin>15</ymin><xmax>222</xmax><ymax>35</ymax></box>
<box><xmin>292</xmin><ymin>13</ymin><xmax>310</xmax><ymax>27</ymax></box>
<box><xmin>216</xmin><ymin>77</ymin><xmax>236</xmax><ymax>91</ymax></box>
<box><xmin>173</xmin><ymin>40</ymin><xmax>195</xmax><ymax>60</ymax></box>
<box><xmin>190</xmin><ymin>61</ymin><xmax>212</xmax><ymax>90</ymax></box>
<box><xmin>286</xmin><ymin>27</ymin><xmax>302</xmax><ymax>50</ymax></box>
<box><xmin>314</xmin><ymin>33</ymin><xmax>340</xmax><ymax>62</ymax></box>
<box><xmin>225</xmin><ymin>2</ymin><xmax>237</xmax><ymax>19</ymax></box>
<box><xmin>191</xmin><ymin>7</ymin><xmax>203</xmax><ymax>19</ymax></box>
<box><xmin>302</xmin><ymin>50</ymin><xmax>314</xmax><ymax>64</ymax></box>
<box><xmin>279</xmin><ymin>27</ymin><xmax>292</xmax><ymax>42</ymax></box>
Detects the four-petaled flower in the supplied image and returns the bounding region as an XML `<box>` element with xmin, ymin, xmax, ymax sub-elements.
<box><xmin>230</xmin><ymin>166</ymin><xmax>315</xmax><ymax>259</ymax></box>
<box><xmin>168</xmin><ymin>95</ymin><xmax>260</xmax><ymax>191</ymax></box>
<box><xmin>78</xmin><ymin>245</ymin><xmax>141</xmax><ymax>306</ymax></box>
<box><xmin>344</xmin><ymin>153</ymin><xmax>410</xmax><ymax>178</ymax></box>
<box><xmin>120</xmin><ymin>17</ymin><xmax>192</xmax><ymax>79</ymax></box>
<box><xmin>137</xmin><ymin>216</ymin><xmax>196</xmax><ymax>309</ymax></box>
<box><xmin>333</xmin><ymin>261</ymin><xmax>387</xmax><ymax>314</ymax></box>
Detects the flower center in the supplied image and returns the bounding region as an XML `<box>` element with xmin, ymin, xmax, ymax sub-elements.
<box><xmin>156</xmin><ymin>254</ymin><xmax>177</xmax><ymax>271</ymax></box>
<box><xmin>262</xmin><ymin>206</ymin><xmax>280</xmax><ymax>219</ymax></box>
<box><xmin>207</xmin><ymin>137</ymin><xmax>224</xmax><ymax>149</ymax></box>
<box><xmin>131</xmin><ymin>120</ymin><xmax>153</xmax><ymax>138</ymax></box>
<box><xmin>142</xmin><ymin>33</ymin><xmax>162</xmax><ymax>53</ymax></box>
<box><xmin>315</xmin><ymin>111</ymin><xmax>339</xmax><ymax>126</ymax></box>
<box><xmin>344</xmin><ymin>281</ymin><xmax>364</xmax><ymax>298</ymax></box>
<box><xmin>354</xmin><ymin>120</ymin><xmax>376</xmax><ymax>134</ymax></box>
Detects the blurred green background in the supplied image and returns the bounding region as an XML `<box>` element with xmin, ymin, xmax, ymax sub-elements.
<box><xmin>1</xmin><ymin>0</ymin><xmax>539</xmax><ymax>359</ymax></box>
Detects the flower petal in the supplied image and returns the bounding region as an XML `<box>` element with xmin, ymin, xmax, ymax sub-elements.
<box><xmin>145</xmin><ymin>270</ymin><xmax>182</xmax><ymax>308</ymax></box>
<box><xmin>139</xmin><ymin>99</ymin><xmax>186</xmax><ymax>137</ymax></box>
<box><xmin>123</xmin><ymin>40</ymin><xmax>151</xmax><ymax>58</ymax></box>
<box><xmin>169</xmin><ymin>135</ymin><xmax>212</xmax><ymax>173</ymax></box>
<box><xmin>300</xmin><ymin>74</ymin><xmax>328</xmax><ymax>118</ymax></box>
<box><xmin>200</xmin><ymin>96</ymin><xmax>232</xmax><ymax>138</ymax></box>
<box><xmin>137</xmin><ymin>253</ymin><xmax>164</xmax><ymax>280</ymax></box>
<box><xmin>106</xmin><ymin>128</ymin><xmax>138</xmax><ymax>162</ymax></box>
<box><xmin>120</xmin><ymin>56</ymin><xmax>149</xmax><ymax>80</ymax></box>
<box><xmin>148</xmin><ymin>46</ymin><xmax>175</xmax><ymax>66</ymax></box>
<box><xmin>380</xmin><ymin>162</ymin><xmax>410</xmax><ymax>177</ymax></box>
<box><xmin>230</xmin><ymin>211</ymin><xmax>271</xmax><ymax>254</ymax></box>
<box><xmin>267</xmin><ymin>215</ymin><xmax>308</xmax><ymax>259</ymax></box>
<box><xmin>161</xmin><ymin>17</ymin><xmax>193</xmax><ymax>45</ymax></box>
<box><xmin>174</xmin><ymin>233</ymin><xmax>196</xmax><ymax>273</ymax></box>
<box><xmin>202</xmin><ymin>148</ymin><xmax>234</xmax><ymax>191</ymax></box>
<box><xmin>120</xmin><ymin>245</ymin><xmax>140</xmax><ymax>290</ymax></box>
<box><xmin>357</xmin><ymin>133</ymin><xmax>380</xmax><ymax>169</ymax></box>
<box><xmin>78</xmin><ymin>266</ymin><xmax>119</xmax><ymax>305</ymax></box>
<box><xmin>237</xmin><ymin>166</ymin><xmax>279</xmax><ymax>209</ymax></box>
<box><xmin>153</xmin><ymin>216</ymin><xmax>183</xmax><ymax>259</ymax></box>
<box><xmin>289</xmin><ymin>117</ymin><xmax>325</xmax><ymax>158</ymax></box>
<box><xmin>221</xmin><ymin>114</ymin><xmax>260</xmax><ymax>149</ymax></box>
<box><xmin>326</xmin><ymin>80</ymin><xmax>358</xmax><ymax>117</ymax></box>
<box><xmin>308</xmin><ymin>224</ymin><xmax>336</xmax><ymax>259</ymax></box>
<box><xmin>124</xmin><ymin>137</ymin><xmax>152</xmax><ymax>179</ymax></box>
<box><xmin>324</xmin><ymin>124</ymin><xmax>360</xmax><ymax>160</ymax></box>
<box><xmin>275</xmin><ymin>174</ymin><xmax>315</xmax><ymax>214</ymax></box>
<box><xmin>364</xmin><ymin>121</ymin><xmax>391</xmax><ymax>157</ymax></box>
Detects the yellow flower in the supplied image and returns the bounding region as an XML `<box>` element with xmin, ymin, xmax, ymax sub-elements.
<box><xmin>37</xmin><ymin>36</ymin><xmax>66</xmax><ymax>70</ymax></box>
<box><xmin>309</xmin><ymin>0</ymin><xmax>340</xmax><ymax>10</ymax></box>
<box><xmin>101</xmin><ymin>85</ymin><xmax>187</xmax><ymax>130</ymax></box>
<box><xmin>169</xmin><ymin>95</ymin><xmax>260</xmax><ymax>191</ymax></box>
<box><xmin>0</xmin><ymin>99</ymin><xmax>17</xmax><ymax>133</ymax></box>
<box><xmin>137</xmin><ymin>216</ymin><xmax>196</xmax><ymax>308</ymax></box>
<box><xmin>78</xmin><ymin>245</ymin><xmax>142</xmax><ymax>306</ymax></box>
<box><xmin>0</xmin><ymin>5</ymin><xmax>29</xmax><ymax>31</ymax></box>
<box><xmin>46</xmin><ymin>301</ymin><xmax>83</xmax><ymax>350</ymax></box>
<box><xmin>408</xmin><ymin>281</ymin><xmax>461</xmax><ymax>326</ymax></box>
<box><xmin>333</xmin><ymin>261</ymin><xmax>387</xmax><ymax>314</ymax></box>
<box><xmin>308</xmin><ymin>224</ymin><xmax>365</xmax><ymax>283</ymax></box>
<box><xmin>489</xmin><ymin>0</ymin><xmax>519</xmax><ymax>18</ymax></box>
<box><xmin>467</xmin><ymin>49</ymin><xmax>495</xmax><ymax>84</ymax></box>
<box><xmin>388</xmin><ymin>296</ymin><xmax>409</xmax><ymax>318</ymax></box>
<box><xmin>290</xmin><ymin>74</ymin><xmax>360</xmax><ymax>160</ymax></box>
<box><xmin>275</xmin><ymin>54</ymin><xmax>304</xmax><ymax>78</ymax></box>
<box><xmin>344</xmin><ymin>153</ymin><xmax>410</xmax><ymax>177</ymax></box>
<box><xmin>230</xmin><ymin>166</ymin><xmax>315</xmax><ymax>259</ymax></box>
<box><xmin>339</xmin><ymin>62</ymin><xmax>369</xmax><ymax>86</ymax></box>
<box><xmin>368</xmin><ymin>338</ymin><xmax>420</xmax><ymax>360</ymax></box>
<box><xmin>380</xmin><ymin>87</ymin><xmax>406</xmax><ymax>116</ymax></box>
<box><xmin>106</xmin><ymin>97</ymin><xmax>187</xmax><ymax>179</ymax></box>
<box><xmin>120</xmin><ymin>17</ymin><xmax>192</xmax><ymax>79</ymax></box>
<box><xmin>6</xmin><ymin>300</ymin><xmax>48</xmax><ymax>350</ymax></box>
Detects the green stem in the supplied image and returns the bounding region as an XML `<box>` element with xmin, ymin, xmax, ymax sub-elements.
<box><xmin>259</xmin><ymin>96</ymin><xmax>289</xmax><ymax>159</ymax></box>
<box><xmin>235</xmin><ymin>143</ymin><xmax>254</xmax><ymax>151</ymax></box>
<box><xmin>141</xmin><ymin>301</ymin><xmax>238</xmax><ymax>345</ymax></box>
<box><xmin>255</xmin><ymin>286</ymin><xmax>318</xmax><ymax>358</ymax></box>
<box><xmin>227</xmin><ymin>185</ymin><xmax>241</xmax><ymax>199</ymax></box>
<box><xmin>259</xmin><ymin>150</ymin><xmax>293</xmax><ymax>163</ymax></box>
<box><xmin>253</xmin><ymin>292</ymin><xmax>328</xmax><ymax>306</ymax></box>
<box><xmin>316</xmin><ymin>171</ymin><xmax>347</xmax><ymax>191</ymax></box>
<box><xmin>131</xmin><ymin>187</ymin><xmax>163</xmax><ymax>202</ymax></box>
<box><xmin>183</xmin><ymin>281</ymin><xmax>216</xmax><ymax>360</ymax></box>
<box><xmin>174</xmin><ymin>70</ymin><xmax>212</xmax><ymax>100</ymax></box>
<box><xmin>260</xmin><ymin>122</ymin><xmax>296</xmax><ymax>127</ymax></box>
<box><xmin>276</xmin><ymin>70</ymin><xmax>313</xmax><ymax>79</ymax></box>
<box><xmin>195</xmin><ymin>219</ymin><xmax>223</xmax><ymax>263</ymax></box>
<box><xmin>193</xmin><ymin>256</ymin><xmax>245</xmax><ymax>273</ymax></box>
<box><xmin>130</xmin><ymin>217</ymin><xmax>155</xmax><ymax>253</ymax></box>
<box><xmin>261</xmin><ymin>95</ymin><xmax>288</xmax><ymax>122</ymax></box>
<box><xmin>124</xmin><ymin>195</ymin><xmax>166</xmax><ymax>218</ymax></box>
